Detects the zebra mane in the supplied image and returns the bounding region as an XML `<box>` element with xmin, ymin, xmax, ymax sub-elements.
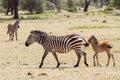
<box><xmin>30</xmin><ymin>30</ymin><xmax>48</xmax><ymax>36</ymax></box>
<box><xmin>91</xmin><ymin>35</ymin><xmax>99</xmax><ymax>44</ymax></box>
<box><xmin>14</xmin><ymin>20</ymin><xmax>20</xmax><ymax>28</ymax></box>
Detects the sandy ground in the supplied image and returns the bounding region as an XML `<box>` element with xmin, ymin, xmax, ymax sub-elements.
<box><xmin>0</xmin><ymin>13</ymin><xmax>120</xmax><ymax>80</ymax></box>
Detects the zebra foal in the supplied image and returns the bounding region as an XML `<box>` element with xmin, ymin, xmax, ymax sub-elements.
<box><xmin>7</xmin><ymin>20</ymin><xmax>20</xmax><ymax>41</ymax></box>
<box><xmin>25</xmin><ymin>30</ymin><xmax>89</xmax><ymax>68</ymax></box>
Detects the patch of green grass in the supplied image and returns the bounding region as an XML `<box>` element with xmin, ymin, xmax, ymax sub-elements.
<box><xmin>63</xmin><ymin>14</ymin><xmax>70</xmax><ymax>18</ymax></box>
<box><xmin>0</xmin><ymin>12</ymin><xmax>56</xmax><ymax>21</ymax></box>
<box><xmin>69</xmin><ymin>26</ymin><xmax>120</xmax><ymax>30</ymax></box>
<box><xmin>102</xmin><ymin>20</ymin><xmax>107</xmax><ymax>23</ymax></box>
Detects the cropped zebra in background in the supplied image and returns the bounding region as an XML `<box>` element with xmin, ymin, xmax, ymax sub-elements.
<box><xmin>7</xmin><ymin>20</ymin><xmax>20</xmax><ymax>41</ymax></box>
<box><xmin>25</xmin><ymin>30</ymin><xmax>89</xmax><ymax>68</ymax></box>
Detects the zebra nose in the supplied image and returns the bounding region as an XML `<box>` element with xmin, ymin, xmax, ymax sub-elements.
<box><xmin>25</xmin><ymin>42</ymin><xmax>29</xmax><ymax>47</ymax></box>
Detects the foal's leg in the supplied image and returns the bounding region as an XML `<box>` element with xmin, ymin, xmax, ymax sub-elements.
<box><xmin>39</xmin><ymin>50</ymin><xmax>49</xmax><ymax>68</ymax></box>
<box><xmin>93</xmin><ymin>53</ymin><xmax>97</xmax><ymax>66</ymax></box>
<box><xmin>96</xmin><ymin>54</ymin><xmax>99</xmax><ymax>66</ymax></box>
<box><xmin>52</xmin><ymin>51</ymin><xmax>60</xmax><ymax>68</ymax></box>
<box><xmin>81</xmin><ymin>51</ymin><xmax>89</xmax><ymax>67</ymax></box>
<box><xmin>106</xmin><ymin>50</ymin><xmax>111</xmax><ymax>67</ymax></box>
<box><xmin>111</xmin><ymin>53</ymin><xmax>115</xmax><ymax>67</ymax></box>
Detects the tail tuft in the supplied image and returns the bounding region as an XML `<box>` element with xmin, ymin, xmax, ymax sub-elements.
<box><xmin>108</xmin><ymin>45</ymin><xmax>112</xmax><ymax>48</ymax></box>
<box><xmin>83</xmin><ymin>43</ymin><xmax>89</xmax><ymax>47</ymax></box>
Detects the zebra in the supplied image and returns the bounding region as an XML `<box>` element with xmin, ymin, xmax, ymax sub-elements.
<box><xmin>25</xmin><ymin>30</ymin><xmax>89</xmax><ymax>68</ymax></box>
<box><xmin>7</xmin><ymin>20</ymin><xmax>20</xmax><ymax>41</ymax></box>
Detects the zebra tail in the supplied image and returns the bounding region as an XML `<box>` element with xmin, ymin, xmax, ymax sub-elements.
<box><xmin>82</xmin><ymin>37</ymin><xmax>89</xmax><ymax>47</ymax></box>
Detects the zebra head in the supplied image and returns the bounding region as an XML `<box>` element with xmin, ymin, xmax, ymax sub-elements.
<box><xmin>25</xmin><ymin>30</ymin><xmax>47</xmax><ymax>47</ymax></box>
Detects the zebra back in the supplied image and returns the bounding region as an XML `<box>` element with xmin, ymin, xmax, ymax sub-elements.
<box><xmin>28</xmin><ymin>30</ymin><xmax>87</xmax><ymax>53</ymax></box>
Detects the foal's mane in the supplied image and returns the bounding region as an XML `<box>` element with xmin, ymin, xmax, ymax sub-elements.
<box><xmin>91</xmin><ymin>35</ymin><xmax>99</xmax><ymax>44</ymax></box>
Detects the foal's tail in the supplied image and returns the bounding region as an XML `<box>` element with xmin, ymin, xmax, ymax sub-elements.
<box><xmin>107</xmin><ymin>44</ymin><xmax>113</xmax><ymax>48</ymax></box>
<box><xmin>82</xmin><ymin>37</ymin><xmax>89</xmax><ymax>47</ymax></box>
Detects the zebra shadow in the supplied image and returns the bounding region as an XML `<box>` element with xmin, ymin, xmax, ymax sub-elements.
<box><xmin>40</xmin><ymin>66</ymin><xmax>76</xmax><ymax>70</ymax></box>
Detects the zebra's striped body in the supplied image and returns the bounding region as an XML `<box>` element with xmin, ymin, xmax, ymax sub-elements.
<box><xmin>25</xmin><ymin>30</ymin><xmax>89</xmax><ymax>68</ymax></box>
<box><xmin>7</xmin><ymin>20</ymin><xmax>20</xmax><ymax>41</ymax></box>
<box><xmin>42</xmin><ymin>34</ymin><xmax>83</xmax><ymax>53</ymax></box>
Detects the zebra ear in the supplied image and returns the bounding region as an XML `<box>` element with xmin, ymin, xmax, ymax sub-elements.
<box><xmin>30</xmin><ymin>30</ymin><xmax>40</xmax><ymax>34</ymax></box>
<box><xmin>30</xmin><ymin>30</ymin><xmax>35</xmax><ymax>34</ymax></box>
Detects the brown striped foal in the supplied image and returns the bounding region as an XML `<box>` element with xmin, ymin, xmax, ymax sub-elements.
<box><xmin>88</xmin><ymin>35</ymin><xmax>115</xmax><ymax>67</ymax></box>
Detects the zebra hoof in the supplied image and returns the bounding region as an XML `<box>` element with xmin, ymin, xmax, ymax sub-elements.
<box><xmin>39</xmin><ymin>65</ymin><xmax>42</xmax><ymax>68</ymax></box>
<box><xmin>56</xmin><ymin>64</ymin><xmax>60</xmax><ymax>68</ymax></box>
<box><xmin>85</xmin><ymin>63</ymin><xmax>89</xmax><ymax>67</ymax></box>
<box><xmin>74</xmin><ymin>65</ymin><xmax>79</xmax><ymax>67</ymax></box>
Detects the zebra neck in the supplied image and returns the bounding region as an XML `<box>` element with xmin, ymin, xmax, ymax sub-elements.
<box><xmin>37</xmin><ymin>36</ymin><xmax>47</xmax><ymax>45</ymax></box>
<box><xmin>13</xmin><ymin>23</ymin><xmax>18</xmax><ymax>29</ymax></box>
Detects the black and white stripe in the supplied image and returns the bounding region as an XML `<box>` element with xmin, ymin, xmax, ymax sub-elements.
<box><xmin>25</xmin><ymin>30</ymin><xmax>89</xmax><ymax>68</ymax></box>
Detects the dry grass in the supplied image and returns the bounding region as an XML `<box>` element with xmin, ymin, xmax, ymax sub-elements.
<box><xmin>0</xmin><ymin>12</ymin><xmax>120</xmax><ymax>80</ymax></box>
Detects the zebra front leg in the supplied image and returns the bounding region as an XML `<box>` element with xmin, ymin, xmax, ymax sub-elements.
<box><xmin>15</xmin><ymin>32</ymin><xmax>18</xmax><ymax>40</ymax></box>
<box><xmin>74</xmin><ymin>52</ymin><xmax>81</xmax><ymax>67</ymax></box>
<box><xmin>52</xmin><ymin>52</ymin><xmax>60</xmax><ymax>68</ymax></box>
<box><xmin>39</xmin><ymin>50</ymin><xmax>49</xmax><ymax>68</ymax></box>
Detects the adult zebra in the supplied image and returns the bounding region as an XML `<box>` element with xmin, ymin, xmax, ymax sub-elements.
<box><xmin>25</xmin><ymin>30</ymin><xmax>89</xmax><ymax>68</ymax></box>
<box><xmin>7</xmin><ymin>20</ymin><xmax>20</xmax><ymax>41</ymax></box>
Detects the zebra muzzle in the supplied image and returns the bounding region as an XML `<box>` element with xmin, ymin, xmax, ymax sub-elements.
<box><xmin>25</xmin><ymin>42</ymin><xmax>29</xmax><ymax>47</ymax></box>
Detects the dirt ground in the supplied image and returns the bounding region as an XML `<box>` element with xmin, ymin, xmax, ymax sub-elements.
<box><xmin>0</xmin><ymin>13</ymin><xmax>120</xmax><ymax>80</ymax></box>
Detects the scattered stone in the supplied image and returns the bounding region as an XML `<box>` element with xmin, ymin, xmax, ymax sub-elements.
<box><xmin>38</xmin><ymin>73</ymin><xmax>48</xmax><ymax>76</ymax></box>
<box><xmin>27</xmin><ymin>72</ymin><xmax>32</xmax><ymax>75</ymax></box>
<box><xmin>23</xmin><ymin>63</ymin><xmax>28</xmax><ymax>65</ymax></box>
<box><xmin>6</xmin><ymin>62</ymin><xmax>10</xmax><ymax>64</ymax></box>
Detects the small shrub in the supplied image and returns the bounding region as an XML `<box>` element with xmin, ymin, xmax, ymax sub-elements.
<box><xmin>20</xmin><ymin>16</ymin><xmax>24</xmax><ymax>19</ymax></box>
<box><xmin>103</xmin><ymin>6</ymin><xmax>113</xmax><ymax>14</ymax></box>
<box><xmin>67</xmin><ymin>8</ymin><xmax>77</xmax><ymax>13</ymax></box>
<box><xmin>102</xmin><ymin>20</ymin><xmax>107</xmax><ymax>23</ymax></box>
<box><xmin>85</xmin><ymin>13</ymin><xmax>89</xmax><ymax>15</ymax></box>
<box><xmin>63</xmin><ymin>14</ymin><xmax>70</xmax><ymax>18</ymax></box>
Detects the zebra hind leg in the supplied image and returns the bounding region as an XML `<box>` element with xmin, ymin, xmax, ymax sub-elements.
<box><xmin>52</xmin><ymin>52</ymin><xmax>60</xmax><ymax>68</ymax></box>
<box><xmin>74</xmin><ymin>52</ymin><xmax>81</xmax><ymax>67</ymax></box>
<box><xmin>9</xmin><ymin>33</ymin><xmax>13</xmax><ymax>41</ymax></box>
<box><xmin>82</xmin><ymin>51</ymin><xmax>89</xmax><ymax>67</ymax></box>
